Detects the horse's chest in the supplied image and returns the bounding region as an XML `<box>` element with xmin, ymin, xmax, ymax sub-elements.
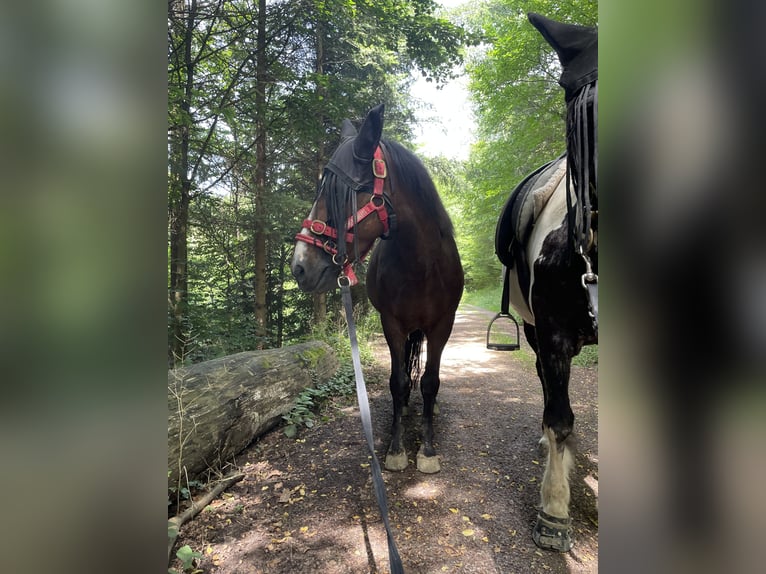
<box><xmin>368</xmin><ymin>242</ymin><xmax>462</xmax><ymax>317</ymax></box>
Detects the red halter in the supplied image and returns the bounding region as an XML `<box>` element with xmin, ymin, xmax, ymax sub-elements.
<box><xmin>295</xmin><ymin>146</ymin><xmax>392</xmax><ymax>285</ymax></box>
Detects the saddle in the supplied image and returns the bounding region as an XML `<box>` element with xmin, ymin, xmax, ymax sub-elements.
<box><xmin>495</xmin><ymin>154</ymin><xmax>567</xmax><ymax>291</ymax></box>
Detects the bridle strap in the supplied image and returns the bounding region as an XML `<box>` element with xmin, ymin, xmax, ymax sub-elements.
<box><xmin>295</xmin><ymin>145</ymin><xmax>393</xmax><ymax>286</ymax></box>
<box><xmin>564</xmin><ymin>80</ymin><xmax>599</xmax><ymax>334</ymax></box>
<box><xmin>565</xmin><ymin>80</ymin><xmax>597</xmax><ymax>256</ymax></box>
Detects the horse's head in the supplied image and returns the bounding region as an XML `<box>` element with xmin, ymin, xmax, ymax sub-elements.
<box><xmin>291</xmin><ymin>104</ymin><xmax>392</xmax><ymax>293</ymax></box>
<box><xmin>529</xmin><ymin>12</ymin><xmax>597</xmax><ymax>259</ymax></box>
<box><xmin>529</xmin><ymin>12</ymin><xmax>597</xmax><ymax>203</ymax></box>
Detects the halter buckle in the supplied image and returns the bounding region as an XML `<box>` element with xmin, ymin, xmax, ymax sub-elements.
<box><xmin>332</xmin><ymin>252</ymin><xmax>348</xmax><ymax>266</ymax></box>
<box><xmin>373</xmin><ymin>158</ymin><xmax>387</xmax><ymax>179</ymax></box>
<box><xmin>310</xmin><ymin>220</ymin><xmax>328</xmax><ymax>235</ymax></box>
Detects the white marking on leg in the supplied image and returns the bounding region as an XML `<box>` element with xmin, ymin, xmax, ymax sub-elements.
<box><xmin>540</xmin><ymin>427</ymin><xmax>573</xmax><ymax>518</ymax></box>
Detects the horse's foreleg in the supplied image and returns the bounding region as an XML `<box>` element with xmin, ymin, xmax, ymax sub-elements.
<box><xmin>534</xmin><ymin>426</ymin><xmax>574</xmax><ymax>551</ymax></box>
<box><xmin>528</xmin><ymin>312</ymin><xmax>576</xmax><ymax>550</ymax></box>
<box><xmin>524</xmin><ymin>322</ymin><xmax>547</xmax><ymax>405</ymax></box>
<box><xmin>384</xmin><ymin>338</ymin><xmax>409</xmax><ymax>472</ymax></box>
<box><xmin>534</xmin><ymin>320</ymin><xmax>575</xmax><ymax>442</ymax></box>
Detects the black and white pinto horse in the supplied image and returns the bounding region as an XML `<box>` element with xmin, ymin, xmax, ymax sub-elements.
<box><xmin>495</xmin><ymin>13</ymin><xmax>597</xmax><ymax>552</ymax></box>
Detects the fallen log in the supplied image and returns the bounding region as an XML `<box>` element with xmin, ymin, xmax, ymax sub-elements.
<box><xmin>168</xmin><ymin>341</ymin><xmax>337</xmax><ymax>486</ymax></box>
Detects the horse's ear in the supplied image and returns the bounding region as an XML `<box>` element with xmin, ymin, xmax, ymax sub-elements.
<box><xmin>527</xmin><ymin>12</ymin><xmax>594</xmax><ymax>69</ymax></box>
<box><xmin>528</xmin><ymin>12</ymin><xmax>597</xmax><ymax>100</ymax></box>
<box><xmin>340</xmin><ymin>119</ymin><xmax>357</xmax><ymax>141</ymax></box>
<box><xmin>353</xmin><ymin>103</ymin><xmax>384</xmax><ymax>161</ymax></box>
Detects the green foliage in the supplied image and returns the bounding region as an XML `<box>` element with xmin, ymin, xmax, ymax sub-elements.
<box><xmin>168</xmin><ymin>478</ymin><xmax>205</xmax><ymax>506</ymax></box>
<box><xmin>281</xmin><ymin>290</ymin><xmax>383</xmax><ymax>437</ymax></box>
<box><xmin>172</xmin><ymin>545</ymin><xmax>202</xmax><ymax>574</ymax></box>
<box><xmin>282</xmin><ymin>363</ymin><xmax>357</xmax><ymax>437</ymax></box>
<box><xmin>573</xmin><ymin>344</ymin><xmax>598</xmax><ymax>367</ymax></box>
<box><xmin>461</xmin><ymin>283</ymin><xmax>508</xmax><ymax>315</ymax></box>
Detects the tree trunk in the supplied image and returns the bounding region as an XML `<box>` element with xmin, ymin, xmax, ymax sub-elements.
<box><xmin>312</xmin><ymin>14</ymin><xmax>328</xmax><ymax>325</ymax></box>
<box><xmin>168</xmin><ymin>0</ymin><xmax>197</xmax><ymax>366</ymax></box>
<box><xmin>168</xmin><ymin>187</ymin><xmax>190</xmax><ymax>366</ymax></box>
<box><xmin>253</xmin><ymin>0</ymin><xmax>268</xmax><ymax>347</ymax></box>
<box><xmin>168</xmin><ymin>341</ymin><xmax>337</xmax><ymax>486</ymax></box>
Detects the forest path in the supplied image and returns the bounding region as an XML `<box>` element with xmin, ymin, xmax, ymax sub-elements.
<box><xmin>173</xmin><ymin>305</ymin><xmax>598</xmax><ymax>573</ymax></box>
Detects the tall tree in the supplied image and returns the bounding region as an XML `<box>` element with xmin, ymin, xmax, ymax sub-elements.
<box><xmin>253</xmin><ymin>0</ymin><xmax>268</xmax><ymax>346</ymax></box>
<box><xmin>168</xmin><ymin>0</ymin><xmax>259</xmax><ymax>364</ymax></box>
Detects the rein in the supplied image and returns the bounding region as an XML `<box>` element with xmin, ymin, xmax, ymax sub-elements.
<box><xmin>294</xmin><ymin>146</ymin><xmax>393</xmax><ymax>286</ymax></box>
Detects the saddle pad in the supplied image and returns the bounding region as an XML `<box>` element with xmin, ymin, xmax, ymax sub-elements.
<box><xmin>495</xmin><ymin>153</ymin><xmax>567</xmax><ymax>268</ymax></box>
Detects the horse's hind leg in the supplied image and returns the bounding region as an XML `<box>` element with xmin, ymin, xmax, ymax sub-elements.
<box><xmin>401</xmin><ymin>333</ymin><xmax>420</xmax><ymax>416</ymax></box>
<box><xmin>417</xmin><ymin>314</ymin><xmax>455</xmax><ymax>474</ymax></box>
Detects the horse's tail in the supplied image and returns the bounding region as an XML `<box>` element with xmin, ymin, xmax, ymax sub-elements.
<box><xmin>405</xmin><ymin>330</ymin><xmax>424</xmax><ymax>388</ymax></box>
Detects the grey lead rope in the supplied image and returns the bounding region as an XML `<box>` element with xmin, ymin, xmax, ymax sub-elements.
<box><xmin>341</xmin><ymin>283</ymin><xmax>405</xmax><ymax>574</ymax></box>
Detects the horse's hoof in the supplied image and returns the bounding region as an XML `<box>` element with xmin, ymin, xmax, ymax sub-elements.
<box><xmin>416</xmin><ymin>446</ymin><xmax>441</xmax><ymax>474</ymax></box>
<box><xmin>533</xmin><ymin>511</ymin><xmax>572</xmax><ymax>552</ymax></box>
<box><xmin>385</xmin><ymin>450</ymin><xmax>408</xmax><ymax>471</ymax></box>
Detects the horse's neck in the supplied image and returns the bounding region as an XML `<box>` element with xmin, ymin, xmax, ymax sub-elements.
<box><xmin>391</xmin><ymin>196</ymin><xmax>446</xmax><ymax>252</ymax></box>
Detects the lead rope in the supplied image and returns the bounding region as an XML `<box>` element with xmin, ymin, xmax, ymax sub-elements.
<box><xmin>340</xmin><ymin>281</ymin><xmax>405</xmax><ymax>574</ymax></box>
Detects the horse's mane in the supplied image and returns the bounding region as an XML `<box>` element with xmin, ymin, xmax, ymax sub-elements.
<box><xmin>382</xmin><ymin>138</ymin><xmax>455</xmax><ymax>238</ymax></box>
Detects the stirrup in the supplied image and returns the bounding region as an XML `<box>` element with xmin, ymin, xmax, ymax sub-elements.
<box><xmin>486</xmin><ymin>312</ymin><xmax>520</xmax><ymax>351</ymax></box>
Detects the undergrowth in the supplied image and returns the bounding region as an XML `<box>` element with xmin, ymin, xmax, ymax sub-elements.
<box><xmin>283</xmin><ymin>307</ymin><xmax>381</xmax><ymax>438</ymax></box>
<box><xmin>281</xmin><ymin>363</ymin><xmax>357</xmax><ymax>438</ymax></box>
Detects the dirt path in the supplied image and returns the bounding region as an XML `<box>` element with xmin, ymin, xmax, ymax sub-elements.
<box><xmin>173</xmin><ymin>305</ymin><xmax>598</xmax><ymax>573</ymax></box>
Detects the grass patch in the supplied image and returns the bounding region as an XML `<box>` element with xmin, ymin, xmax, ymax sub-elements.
<box><xmin>284</xmin><ymin>305</ymin><xmax>385</xmax><ymax>439</ymax></box>
<box><xmin>282</xmin><ymin>363</ymin><xmax>357</xmax><ymax>438</ymax></box>
<box><xmin>463</xmin><ymin>284</ymin><xmax>598</xmax><ymax>367</ymax></box>
<box><xmin>461</xmin><ymin>283</ymin><xmax>505</xmax><ymax>313</ymax></box>
<box><xmin>573</xmin><ymin>344</ymin><xmax>598</xmax><ymax>367</ymax></box>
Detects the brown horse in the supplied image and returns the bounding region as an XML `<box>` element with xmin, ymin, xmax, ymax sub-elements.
<box><xmin>291</xmin><ymin>104</ymin><xmax>464</xmax><ymax>473</ymax></box>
